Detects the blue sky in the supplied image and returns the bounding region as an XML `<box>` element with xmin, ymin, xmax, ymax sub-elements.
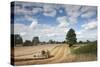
<box><xmin>12</xmin><ymin>1</ymin><xmax>97</xmax><ymax>42</ymax></box>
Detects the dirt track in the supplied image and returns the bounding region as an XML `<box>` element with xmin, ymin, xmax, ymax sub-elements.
<box><xmin>14</xmin><ymin>44</ymin><xmax>71</xmax><ymax>65</ymax></box>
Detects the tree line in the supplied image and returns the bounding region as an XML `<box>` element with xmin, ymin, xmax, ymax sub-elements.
<box><xmin>11</xmin><ymin>34</ymin><xmax>67</xmax><ymax>46</ymax></box>
<box><xmin>11</xmin><ymin>34</ymin><xmax>40</xmax><ymax>46</ymax></box>
<box><xmin>11</xmin><ymin>28</ymin><xmax>97</xmax><ymax>47</ymax></box>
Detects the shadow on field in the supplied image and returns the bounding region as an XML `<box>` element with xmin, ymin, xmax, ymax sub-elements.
<box><xmin>12</xmin><ymin>55</ymin><xmax>54</xmax><ymax>62</ymax></box>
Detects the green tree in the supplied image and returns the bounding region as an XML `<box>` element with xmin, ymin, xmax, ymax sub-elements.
<box><xmin>87</xmin><ymin>40</ymin><xmax>90</xmax><ymax>43</ymax></box>
<box><xmin>79</xmin><ymin>41</ymin><xmax>83</xmax><ymax>44</ymax></box>
<box><xmin>49</xmin><ymin>40</ymin><xmax>54</xmax><ymax>44</ymax></box>
<box><xmin>66</xmin><ymin>28</ymin><xmax>77</xmax><ymax>47</ymax></box>
<box><xmin>32</xmin><ymin>37</ymin><xmax>39</xmax><ymax>45</ymax></box>
<box><xmin>23</xmin><ymin>40</ymin><xmax>32</xmax><ymax>46</ymax></box>
<box><xmin>14</xmin><ymin>34</ymin><xmax>23</xmax><ymax>46</ymax></box>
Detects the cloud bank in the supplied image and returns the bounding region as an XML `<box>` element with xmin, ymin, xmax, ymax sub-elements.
<box><xmin>12</xmin><ymin>2</ymin><xmax>97</xmax><ymax>42</ymax></box>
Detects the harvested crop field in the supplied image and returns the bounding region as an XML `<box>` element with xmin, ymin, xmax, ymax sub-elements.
<box><xmin>12</xmin><ymin>44</ymin><xmax>97</xmax><ymax>66</ymax></box>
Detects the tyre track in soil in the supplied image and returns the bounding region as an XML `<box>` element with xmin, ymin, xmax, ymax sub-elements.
<box><xmin>33</xmin><ymin>45</ymin><xmax>64</xmax><ymax>64</ymax></box>
<box><xmin>46</xmin><ymin>45</ymin><xmax>66</xmax><ymax>64</ymax></box>
<box><xmin>15</xmin><ymin>45</ymin><xmax>58</xmax><ymax>58</ymax></box>
<box><xmin>15</xmin><ymin>46</ymin><xmax>57</xmax><ymax>57</ymax></box>
<box><xmin>15</xmin><ymin>45</ymin><xmax>61</xmax><ymax>59</ymax></box>
<box><xmin>15</xmin><ymin>45</ymin><xmax>63</xmax><ymax>65</ymax></box>
<box><xmin>50</xmin><ymin>45</ymin><xmax>70</xmax><ymax>63</ymax></box>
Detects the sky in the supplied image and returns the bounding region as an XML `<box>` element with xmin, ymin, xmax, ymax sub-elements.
<box><xmin>11</xmin><ymin>1</ymin><xmax>97</xmax><ymax>42</ymax></box>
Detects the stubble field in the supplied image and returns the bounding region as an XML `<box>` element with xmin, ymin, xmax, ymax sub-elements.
<box><xmin>12</xmin><ymin>44</ymin><xmax>97</xmax><ymax>65</ymax></box>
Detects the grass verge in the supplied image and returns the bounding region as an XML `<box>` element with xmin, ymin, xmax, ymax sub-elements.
<box><xmin>71</xmin><ymin>43</ymin><xmax>97</xmax><ymax>55</ymax></box>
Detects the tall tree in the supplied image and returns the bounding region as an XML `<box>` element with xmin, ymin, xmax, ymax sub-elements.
<box><xmin>14</xmin><ymin>34</ymin><xmax>23</xmax><ymax>46</ymax></box>
<box><xmin>79</xmin><ymin>41</ymin><xmax>83</xmax><ymax>44</ymax></box>
<box><xmin>87</xmin><ymin>40</ymin><xmax>90</xmax><ymax>43</ymax></box>
<box><xmin>49</xmin><ymin>40</ymin><xmax>54</xmax><ymax>44</ymax></box>
<box><xmin>66</xmin><ymin>28</ymin><xmax>77</xmax><ymax>47</ymax></box>
<box><xmin>23</xmin><ymin>40</ymin><xmax>32</xmax><ymax>46</ymax></box>
<box><xmin>32</xmin><ymin>37</ymin><xmax>39</xmax><ymax>45</ymax></box>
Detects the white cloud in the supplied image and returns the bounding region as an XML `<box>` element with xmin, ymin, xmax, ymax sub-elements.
<box><xmin>76</xmin><ymin>20</ymin><xmax>97</xmax><ymax>41</ymax></box>
<box><xmin>41</xmin><ymin>28</ymin><xmax>54</xmax><ymax>34</ymax></box>
<box><xmin>68</xmin><ymin>16</ymin><xmax>78</xmax><ymax>24</ymax></box>
<box><xmin>15</xmin><ymin>2</ymin><xmax>58</xmax><ymax>17</ymax></box>
<box><xmin>43</xmin><ymin>4</ymin><xmax>57</xmax><ymax>17</ymax></box>
<box><xmin>32</xmin><ymin>8</ymin><xmax>42</xmax><ymax>14</ymax></box>
<box><xmin>63</xmin><ymin>5</ymin><xmax>97</xmax><ymax>24</ymax></box>
<box><xmin>20</xmin><ymin>32</ymin><xmax>26</xmax><ymax>36</ymax></box>
<box><xmin>80</xmin><ymin>6</ymin><xmax>97</xmax><ymax>18</ymax></box>
<box><xmin>82</xmin><ymin>21</ymin><xmax>97</xmax><ymax>30</ymax></box>
<box><xmin>14</xmin><ymin>2</ymin><xmax>43</xmax><ymax>16</ymax></box>
<box><xmin>64</xmin><ymin>5</ymin><xmax>81</xmax><ymax>23</ymax></box>
<box><xmin>29</xmin><ymin>19</ymin><xmax>38</xmax><ymax>29</ymax></box>
<box><xmin>46</xmin><ymin>33</ymin><xmax>57</xmax><ymax>37</ymax></box>
<box><xmin>64</xmin><ymin>5</ymin><xmax>81</xmax><ymax>17</ymax></box>
<box><xmin>25</xmin><ymin>15</ymin><xmax>34</xmax><ymax>21</ymax></box>
<box><xmin>81</xmin><ymin>11</ymin><xmax>96</xmax><ymax>18</ymax></box>
<box><xmin>57</xmin><ymin>16</ymin><xmax>69</xmax><ymax>28</ymax></box>
<box><xmin>14</xmin><ymin>22</ymin><xmax>68</xmax><ymax>42</ymax></box>
<box><xmin>15</xmin><ymin>6</ymin><xmax>42</xmax><ymax>16</ymax></box>
<box><xmin>14</xmin><ymin>2</ymin><xmax>97</xmax><ymax>42</ymax></box>
<box><xmin>76</xmin><ymin>30</ymin><xmax>97</xmax><ymax>42</ymax></box>
<box><xmin>13</xmin><ymin>23</ymin><xmax>28</xmax><ymax>34</ymax></box>
<box><xmin>76</xmin><ymin>29</ymin><xmax>97</xmax><ymax>41</ymax></box>
<box><xmin>80</xmin><ymin>6</ymin><xmax>97</xmax><ymax>13</ymax></box>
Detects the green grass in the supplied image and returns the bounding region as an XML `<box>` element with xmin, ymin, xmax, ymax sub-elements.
<box><xmin>71</xmin><ymin>43</ymin><xmax>97</xmax><ymax>55</ymax></box>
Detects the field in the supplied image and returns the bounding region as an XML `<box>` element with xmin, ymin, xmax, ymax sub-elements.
<box><xmin>12</xmin><ymin>44</ymin><xmax>97</xmax><ymax>66</ymax></box>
